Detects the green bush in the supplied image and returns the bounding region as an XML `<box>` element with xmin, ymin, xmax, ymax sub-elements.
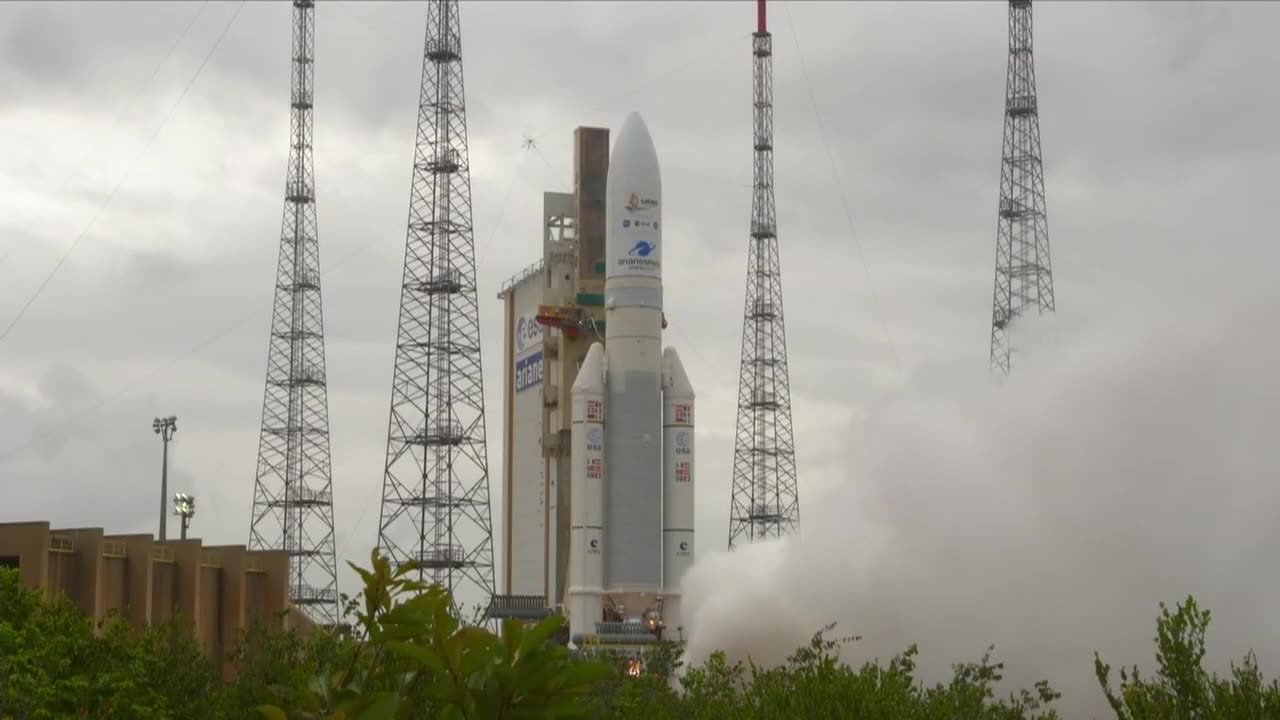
<box><xmin>4</xmin><ymin>557</ymin><xmax>1280</xmax><ymax>719</ymax></box>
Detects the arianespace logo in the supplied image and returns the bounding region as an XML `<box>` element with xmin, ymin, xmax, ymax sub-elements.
<box><xmin>678</xmin><ymin>540</ymin><xmax>690</xmax><ymax>556</ymax></box>
<box><xmin>589</xmin><ymin>538</ymin><xmax>601</xmax><ymax>554</ymax></box>
<box><xmin>617</xmin><ymin>238</ymin><xmax>659</xmax><ymax>275</ymax></box>
<box><xmin>625</xmin><ymin>192</ymin><xmax>659</xmax><ymax>213</ymax></box>
<box><xmin>514</xmin><ymin>315</ymin><xmax>541</xmax><ymax>353</ymax></box>
<box><xmin>515</xmin><ymin>351</ymin><xmax>544</xmax><ymax>394</ymax></box>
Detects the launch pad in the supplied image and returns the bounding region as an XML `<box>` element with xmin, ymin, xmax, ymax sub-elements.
<box><xmin>491</xmin><ymin>115</ymin><xmax>696</xmax><ymax>650</ymax></box>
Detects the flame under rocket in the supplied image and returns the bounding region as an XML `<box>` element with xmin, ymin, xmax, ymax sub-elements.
<box><xmin>566</xmin><ymin>112</ymin><xmax>696</xmax><ymax>643</ymax></box>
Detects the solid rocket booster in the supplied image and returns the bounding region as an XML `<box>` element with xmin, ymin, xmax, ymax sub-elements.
<box><xmin>661</xmin><ymin>347</ymin><xmax>695</xmax><ymax>629</ymax></box>
<box><xmin>567</xmin><ymin>112</ymin><xmax>696</xmax><ymax>643</ymax></box>
<box><xmin>567</xmin><ymin>344</ymin><xmax>606</xmax><ymax>633</ymax></box>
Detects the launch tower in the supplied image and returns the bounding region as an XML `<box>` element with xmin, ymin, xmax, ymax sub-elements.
<box><xmin>375</xmin><ymin>0</ymin><xmax>497</xmax><ymax>619</ymax></box>
<box><xmin>247</xmin><ymin>0</ymin><xmax>339</xmax><ymax>626</ymax></box>
<box><xmin>988</xmin><ymin>0</ymin><xmax>1055</xmax><ymax>375</ymax></box>
<box><xmin>727</xmin><ymin>0</ymin><xmax>800</xmax><ymax>550</ymax></box>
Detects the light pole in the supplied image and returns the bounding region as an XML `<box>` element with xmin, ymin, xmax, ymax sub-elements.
<box><xmin>173</xmin><ymin>493</ymin><xmax>195</xmax><ymax>540</ymax></box>
<box><xmin>153</xmin><ymin>415</ymin><xmax>177</xmax><ymax>540</ymax></box>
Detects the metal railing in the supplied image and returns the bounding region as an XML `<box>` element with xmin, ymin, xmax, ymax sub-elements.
<box><xmin>498</xmin><ymin>258</ymin><xmax>545</xmax><ymax>297</ymax></box>
<box><xmin>102</xmin><ymin>540</ymin><xmax>127</xmax><ymax>558</ymax></box>
<box><xmin>48</xmin><ymin>535</ymin><xmax>75</xmax><ymax>553</ymax></box>
<box><xmin>151</xmin><ymin>546</ymin><xmax>175</xmax><ymax>563</ymax></box>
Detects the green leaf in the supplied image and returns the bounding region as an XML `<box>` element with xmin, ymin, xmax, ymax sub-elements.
<box><xmin>385</xmin><ymin>640</ymin><xmax>448</xmax><ymax>674</ymax></box>
<box><xmin>257</xmin><ymin>705</ymin><xmax>290</xmax><ymax>720</ymax></box>
<box><xmin>355</xmin><ymin>691</ymin><xmax>401</xmax><ymax>720</ymax></box>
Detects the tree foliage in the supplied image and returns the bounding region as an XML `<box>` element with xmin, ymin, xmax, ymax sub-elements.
<box><xmin>1095</xmin><ymin>596</ymin><xmax>1280</xmax><ymax>719</ymax></box>
<box><xmin>4</xmin><ymin>557</ymin><xmax>1280</xmax><ymax>719</ymax></box>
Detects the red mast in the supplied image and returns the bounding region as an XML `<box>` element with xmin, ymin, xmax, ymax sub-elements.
<box><xmin>757</xmin><ymin>0</ymin><xmax>766</xmax><ymax>33</ymax></box>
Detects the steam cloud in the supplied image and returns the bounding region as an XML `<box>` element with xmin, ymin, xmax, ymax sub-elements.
<box><xmin>682</xmin><ymin>286</ymin><xmax>1280</xmax><ymax>718</ymax></box>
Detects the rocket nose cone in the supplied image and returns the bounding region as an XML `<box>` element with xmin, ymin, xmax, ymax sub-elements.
<box><xmin>614</xmin><ymin>112</ymin><xmax>658</xmax><ymax>163</ymax></box>
<box><xmin>621</xmin><ymin>112</ymin><xmax>650</xmax><ymax>139</ymax></box>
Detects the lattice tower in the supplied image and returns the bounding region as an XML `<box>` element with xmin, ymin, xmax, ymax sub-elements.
<box><xmin>728</xmin><ymin>0</ymin><xmax>800</xmax><ymax>550</ymax></box>
<box><xmin>376</xmin><ymin>0</ymin><xmax>496</xmax><ymax>620</ymax></box>
<box><xmin>248</xmin><ymin>0</ymin><xmax>339</xmax><ymax>626</ymax></box>
<box><xmin>989</xmin><ymin>0</ymin><xmax>1055</xmax><ymax>375</ymax></box>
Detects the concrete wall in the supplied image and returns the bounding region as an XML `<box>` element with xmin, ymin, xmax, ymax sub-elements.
<box><xmin>47</xmin><ymin>549</ymin><xmax>77</xmax><ymax>606</ymax></box>
<box><xmin>575</xmin><ymin>127</ymin><xmax>609</xmax><ymax>280</ymax></box>
<box><xmin>0</xmin><ymin>522</ymin><xmax>50</xmax><ymax>591</ymax></box>
<box><xmin>102</xmin><ymin>556</ymin><xmax>127</xmax><ymax>620</ymax></box>
<box><xmin>504</xmin><ymin>273</ymin><xmax>548</xmax><ymax>597</ymax></box>
<box><xmin>116</xmin><ymin>534</ymin><xmax>155</xmax><ymax>630</ymax></box>
<box><xmin>200</xmin><ymin>565</ymin><xmax>222</xmax><ymax>664</ymax></box>
<box><xmin>63</xmin><ymin>527</ymin><xmax>105</xmax><ymax>625</ymax></box>
<box><xmin>152</xmin><ymin>559</ymin><xmax>177</xmax><ymax>624</ymax></box>
<box><xmin>245</xmin><ymin>571</ymin><xmax>268</xmax><ymax>625</ymax></box>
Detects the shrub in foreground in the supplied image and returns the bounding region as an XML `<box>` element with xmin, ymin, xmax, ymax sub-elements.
<box><xmin>5</xmin><ymin>556</ymin><xmax>1280</xmax><ymax>718</ymax></box>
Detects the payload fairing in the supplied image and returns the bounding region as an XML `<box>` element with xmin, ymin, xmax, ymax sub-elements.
<box><xmin>567</xmin><ymin>113</ymin><xmax>696</xmax><ymax>644</ymax></box>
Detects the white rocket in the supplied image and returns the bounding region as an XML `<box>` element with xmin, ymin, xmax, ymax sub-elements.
<box><xmin>567</xmin><ymin>112</ymin><xmax>696</xmax><ymax>644</ymax></box>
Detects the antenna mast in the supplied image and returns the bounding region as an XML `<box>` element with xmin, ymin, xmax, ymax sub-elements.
<box><xmin>989</xmin><ymin>0</ymin><xmax>1055</xmax><ymax>374</ymax></box>
<box><xmin>728</xmin><ymin>0</ymin><xmax>800</xmax><ymax>550</ymax></box>
<box><xmin>248</xmin><ymin>0</ymin><xmax>340</xmax><ymax>626</ymax></box>
<box><xmin>376</xmin><ymin>0</ymin><xmax>497</xmax><ymax>622</ymax></box>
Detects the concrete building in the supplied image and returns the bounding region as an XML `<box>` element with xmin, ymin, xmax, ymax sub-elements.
<box><xmin>495</xmin><ymin>126</ymin><xmax>609</xmax><ymax>617</ymax></box>
<box><xmin>0</xmin><ymin>520</ymin><xmax>312</xmax><ymax>681</ymax></box>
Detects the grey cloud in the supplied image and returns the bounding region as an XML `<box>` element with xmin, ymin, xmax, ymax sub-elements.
<box><xmin>3</xmin><ymin>0</ymin><xmax>1280</xmax><ymax>702</ymax></box>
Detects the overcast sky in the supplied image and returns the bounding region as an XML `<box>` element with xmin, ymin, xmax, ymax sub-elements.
<box><xmin>4</xmin><ymin>1</ymin><xmax>1280</xmax><ymax>712</ymax></box>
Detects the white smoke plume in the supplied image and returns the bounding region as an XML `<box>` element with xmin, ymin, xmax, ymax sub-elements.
<box><xmin>682</xmin><ymin>286</ymin><xmax>1280</xmax><ymax>718</ymax></box>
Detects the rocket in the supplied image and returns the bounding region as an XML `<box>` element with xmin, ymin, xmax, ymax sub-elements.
<box><xmin>567</xmin><ymin>112</ymin><xmax>696</xmax><ymax>645</ymax></box>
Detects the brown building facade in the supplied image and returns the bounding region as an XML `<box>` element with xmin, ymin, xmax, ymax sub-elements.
<box><xmin>0</xmin><ymin>520</ymin><xmax>315</xmax><ymax>680</ymax></box>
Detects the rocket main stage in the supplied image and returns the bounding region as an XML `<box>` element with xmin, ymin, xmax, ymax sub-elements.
<box><xmin>566</xmin><ymin>112</ymin><xmax>696</xmax><ymax>645</ymax></box>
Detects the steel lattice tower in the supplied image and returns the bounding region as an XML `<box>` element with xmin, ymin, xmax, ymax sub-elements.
<box><xmin>376</xmin><ymin>0</ymin><xmax>496</xmax><ymax>617</ymax></box>
<box><xmin>728</xmin><ymin>0</ymin><xmax>799</xmax><ymax>550</ymax></box>
<box><xmin>248</xmin><ymin>0</ymin><xmax>339</xmax><ymax>626</ymax></box>
<box><xmin>989</xmin><ymin>0</ymin><xmax>1055</xmax><ymax>375</ymax></box>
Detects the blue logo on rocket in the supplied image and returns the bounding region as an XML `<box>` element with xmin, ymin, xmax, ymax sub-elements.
<box><xmin>628</xmin><ymin>240</ymin><xmax>654</xmax><ymax>257</ymax></box>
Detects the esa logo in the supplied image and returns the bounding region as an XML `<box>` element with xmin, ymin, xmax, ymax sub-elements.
<box><xmin>678</xmin><ymin>540</ymin><xmax>690</xmax><ymax>556</ymax></box>
<box><xmin>628</xmin><ymin>241</ymin><xmax>654</xmax><ymax>257</ymax></box>
<box><xmin>587</xmin><ymin>427</ymin><xmax>603</xmax><ymax>452</ymax></box>
<box><xmin>588</xmin><ymin>538</ymin><xmax>601</xmax><ymax>554</ymax></box>
<box><xmin>514</xmin><ymin>316</ymin><xmax>541</xmax><ymax>353</ymax></box>
<box><xmin>675</xmin><ymin>431</ymin><xmax>691</xmax><ymax>456</ymax></box>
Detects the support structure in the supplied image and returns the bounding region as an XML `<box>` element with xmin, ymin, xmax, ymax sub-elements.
<box><xmin>376</xmin><ymin>0</ymin><xmax>497</xmax><ymax>621</ymax></box>
<box><xmin>153</xmin><ymin>415</ymin><xmax>177</xmax><ymax>542</ymax></box>
<box><xmin>988</xmin><ymin>0</ymin><xmax>1055</xmax><ymax>375</ymax></box>
<box><xmin>728</xmin><ymin>0</ymin><xmax>800</xmax><ymax>550</ymax></box>
<box><xmin>174</xmin><ymin>493</ymin><xmax>195</xmax><ymax>541</ymax></box>
<box><xmin>247</xmin><ymin>0</ymin><xmax>340</xmax><ymax>627</ymax></box>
